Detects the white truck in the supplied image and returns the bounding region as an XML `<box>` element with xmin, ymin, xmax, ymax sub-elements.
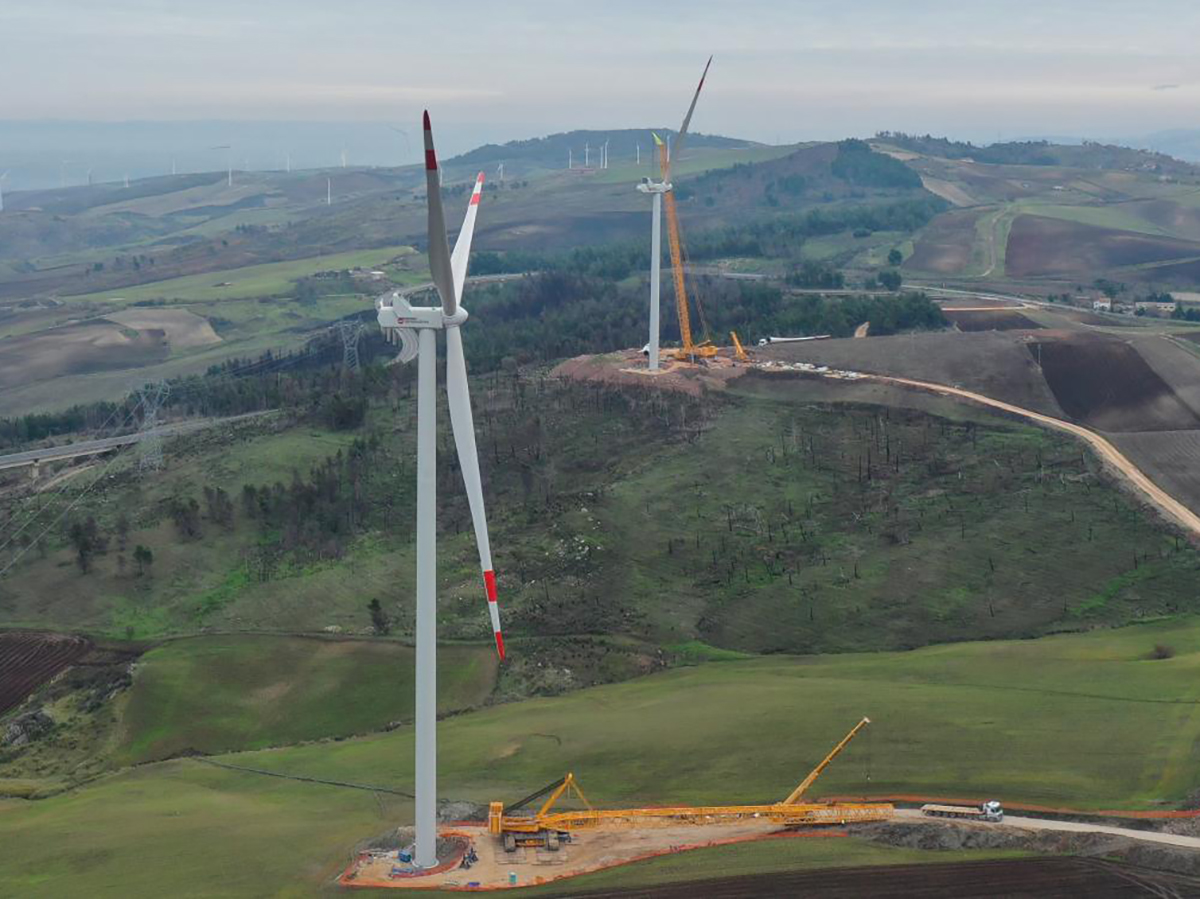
<box><xmin>920</xmin><ymin>800</ymin><xmax>1004</xmax><ymax>822</ymax></box>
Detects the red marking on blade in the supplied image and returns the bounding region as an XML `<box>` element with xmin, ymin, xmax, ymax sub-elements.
<box><xmin>425</xmin><ymin>149</ymin><xmax>438</xmax><ymax>170</ymax></box>
<box><xmin>477</xmin><ymin>172</ymin><xmax>485</xmax><ymax>185</ymax></box>
<box><xmin>484</xmin><ymin>570</ymin><xmax>497</xmax><ymax>601</ymax></box>
<box><xmin>423</xmin><ymin>110</ymin><xmax>431</xmax><ymax>131</ymax></box>
<box><xmin>494</xmin><ymin>631</ymin><xmax>505</xmax><ymax>661</ymax></box>
<box><xmin>469</xmin><ymin>192</ymin><xmax>481</xmax><ymax>205</ymax></box>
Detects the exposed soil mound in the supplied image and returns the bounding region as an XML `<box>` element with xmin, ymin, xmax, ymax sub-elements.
<box><xmin>1030</xmin><ymin>334</ymin><xmax>1200</xmax><ymax>431</ymax></box>
<box><xmin>0</xmin><ymin>632</ymin><xmax>92</xmax><ymax>715</ymax></box>
<box><xmin>105</xmin><ymin>307</ymin><xmax>221</xmax><ymax>349</ymax></box>
<box><xmin>946</xmin><ymin>309</ymin><xmax>1042</xmax><ymax>332</ymax></box>
<box><xmin>1006</xmin><ymin>215</ymin><xmax>1200</xmax><ymax>279</ymax></box>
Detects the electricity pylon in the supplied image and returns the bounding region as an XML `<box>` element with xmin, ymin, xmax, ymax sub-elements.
<box><xmin>338</xmin><ymin>320</ymin><xmax>363</xmax><ymax>372</ymax></box>
<box><xmin>137</xmin><ymin>381</ymin><xmax>170</xmax><ymax>472</ymax></box>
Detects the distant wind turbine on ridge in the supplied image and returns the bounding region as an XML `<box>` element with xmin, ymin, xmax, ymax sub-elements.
<box><xmin>375</xmin><ymin>112</ymin><xmax>502</xmax><ymax>870</ymax></box>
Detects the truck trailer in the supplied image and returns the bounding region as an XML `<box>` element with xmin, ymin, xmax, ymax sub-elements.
<box><xmin>920</xmin><ymin>801</ymin><xmax>1004</xmax><ymax>822</ymax></box>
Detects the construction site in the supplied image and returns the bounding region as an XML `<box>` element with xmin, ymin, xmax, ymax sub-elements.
<box><xmin>340</xmin><ymin>719</ymin><xmax>899</xmax><ymax>890</ymax></box>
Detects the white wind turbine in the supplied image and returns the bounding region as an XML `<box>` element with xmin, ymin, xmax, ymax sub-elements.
<box><xmin>0</xmin><ymin>171</ymin><xmax>8</xmax><ymax>212</ymax></box>
<box><xmin>636</xmin><ymin>56</ymin><xmax>711</xmax><ymax>372</ymax></box>
<box><xmin>375</xmin><ymin>111</ymin><xmax>504</xmax><ymax>870</ymax></box>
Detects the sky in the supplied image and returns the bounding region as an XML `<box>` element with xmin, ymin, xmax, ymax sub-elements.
<box><xmin>3</xmin><ymin>0</ymin><xmax>1200</xmax><ymax>185</ymax></box>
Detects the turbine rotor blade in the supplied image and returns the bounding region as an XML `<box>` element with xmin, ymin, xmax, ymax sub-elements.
<box><xmin>450</xmin><ymin>172</ymin><xmax>485</xmax><ymax>302</ymax></box>
<box><xmin>445</xmin><ymin>326</ymin><xmax>504</xmax><ymax>659</ymax></box>
<box><xmin>423</xmin><ymin>111</ymin><xmax>456</xmax><ymax>317</ymax></box>
<box><xmin>666</xmin><ymin>55</ymin><xmax>712</xmax><ymax>179</ymax></box>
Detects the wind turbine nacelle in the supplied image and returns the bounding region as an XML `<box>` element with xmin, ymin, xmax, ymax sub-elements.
<box><xmin>377</xmin><ymin>292</ymin><xmax>447</xmax><ymax>364</ymax></box>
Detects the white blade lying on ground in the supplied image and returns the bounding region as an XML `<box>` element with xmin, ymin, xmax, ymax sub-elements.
<box><xmin>445</xmin><ymin>325</ymin><xmax>504</xmax><ymax>660</ymax></box>
<box><xmin>423</xmin><ymin>110</ymin><xmax>457</xmax><ymax>316</ymax></box>
<box><xmin>450</xmin><ymin>172</ymin><xmax>485</xmax><ymax>303</ymax></box>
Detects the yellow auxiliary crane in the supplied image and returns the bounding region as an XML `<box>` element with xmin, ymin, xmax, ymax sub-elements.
<box><xmin>730</xmin><ymin>331</ymin><xmax>750</xmax><ymax>362</ymax></box>
<box><xmin>489</xmin><ymin>717</ymin><xmax>890</xmax><ymax>851</ymax></box>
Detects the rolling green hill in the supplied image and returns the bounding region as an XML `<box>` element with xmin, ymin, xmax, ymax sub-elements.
<box><xmin>1</xmin><ymin>615</ymin><xmax>1197</xmax><ymax>896</ymax></box>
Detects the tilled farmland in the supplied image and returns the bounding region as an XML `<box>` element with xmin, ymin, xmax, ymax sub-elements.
<box><xmin>0</xmin><ymin>632</ymin><xmax>91</xmax><ymax>716</ymax></box>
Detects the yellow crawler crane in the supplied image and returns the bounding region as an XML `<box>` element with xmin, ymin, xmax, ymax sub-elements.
<box><xmin>489</xmin><ymin>717</ymin><xmax>890</xmax><ymax>851</ymax></box>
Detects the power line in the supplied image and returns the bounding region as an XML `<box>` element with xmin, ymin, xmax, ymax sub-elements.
<box><xmin>0</xmin><ymin>395</ymin><xmax>143</xmax><ymax>550</ymax></box>
<box><xmin>0</xmin><ymin>401</ymin><xmax>147</xmax><ymax>577</ymax></box>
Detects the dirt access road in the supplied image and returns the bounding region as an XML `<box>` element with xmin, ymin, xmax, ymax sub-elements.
<box><xmin>859</xmin><ymin>371</ymin><xmax>1200</xmax><ymax>539</ymax></box>
<box><xmin>894</xmin><ymin>808</ymin><xmax>1200</xmax><ymax>851</ymax></box>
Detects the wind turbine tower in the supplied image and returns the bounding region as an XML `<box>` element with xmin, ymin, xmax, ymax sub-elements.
<box><xmin>375</xmin><ymin>112</ymin><xmax>504</xmax><ymax>870</ymax></box>
<box><xmin>327</xmin><ymin>178</ymin><xmax>332</xmax><ymax>206</ymax></box>
<box><xmin>0</xmin><ymin>171</ymin><xmax>10</xmax><ymax>212</ymax></box>
<box><xmin>584</xmin><ymin>142</ymin><xmax>590</xmax><ymax>168</ymax></box>
<box><xmin>497</xmin><ymin>162</ymin><xmax>504</xmax><ymax>184</ymax></box>
<box><xmin>636</xmin><ymin>56</ymin><xmax>711</xmax><ymax>372</ymax></box>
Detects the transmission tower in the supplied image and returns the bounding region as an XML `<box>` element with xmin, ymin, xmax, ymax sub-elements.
<box><xmin>137</xmin><ymin>381</ymin><xmax>170</xmax><ymax>473</ymax></box>
<box><xmin>338</xmin><ymin>320</ymin><xmax>363</xmax><ymax>373</ymax></box>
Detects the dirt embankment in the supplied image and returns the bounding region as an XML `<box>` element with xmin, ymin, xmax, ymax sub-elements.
<box><xmin>569</xmin><ymin>857</ymin><xmax>1200</xmax><ymax>898</ymax></box>
<box><xmin>864</xmin><ymin>820</ymin><xmax>1200</xmax><ymax>883</ymax></box>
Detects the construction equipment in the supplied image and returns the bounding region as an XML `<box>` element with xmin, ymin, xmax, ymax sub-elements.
<box><xmin>730</xmin><ymin>331</ymin><xmax>750</xmax><ymax>362</ymax></box>
<box><xmin>657</xmin><ymin>133</ymin><xmax>719</xmax><ymax>364</ymax></box>
<box><xmin>921</xmin><ymin>801</ymin><xmax>1004</xmax><ymax>823</ymax></box>
<box><xmin>488</xmin><ymin>718</ymin><xmax>891</xmax><ymax>850</ymax></box>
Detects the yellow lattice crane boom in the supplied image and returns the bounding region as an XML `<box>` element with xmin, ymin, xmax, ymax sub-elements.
<box><xmin>488</xmin><ymin>718</ymin><xmax>889</xmax><ymax>851</ymax></box>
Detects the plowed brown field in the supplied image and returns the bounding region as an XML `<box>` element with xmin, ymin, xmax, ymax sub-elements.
<box><xmin>1030</xmin><ymin>334</ymin><xmax>1200</xmax><ymax>432</ymax></box>
<box><xmin>1006</xmin><ymin>215</ymin><xmax>1200</xmax><ymax>279</ymax></box>
<box><xmin>0</xmin><ymin>632</ymin><xmax>91</xmax><ymax>715</ymax></box>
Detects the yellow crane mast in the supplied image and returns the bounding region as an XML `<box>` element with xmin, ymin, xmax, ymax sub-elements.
<box><xmin>658</xmin><ymin>137</ymin><xmax>718</xmax><ymax>363</ymax></box>
<box><xmin>489</xmin><ymin>717</ymin><xmax>890</xmax><ymax>850</ymax></box>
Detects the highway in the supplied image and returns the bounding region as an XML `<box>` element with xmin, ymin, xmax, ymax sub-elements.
<box><xmin>0</xmin><ymin>413</ymin><xmax>266</xmax><ymax>473</ymax></box>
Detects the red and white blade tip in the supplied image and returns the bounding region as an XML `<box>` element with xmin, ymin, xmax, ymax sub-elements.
<box><xmin>423</xmin><ymin>111</ymin><xmax>437</xmax><ymax>170</ymax></box>
<box><xmin>484</xmin><ymin>569</ymin><xmax>504</xmax><ymax>660</ymax></box>
<box><xmin>470</xmin><ymin>172</ymin><xmax>485</xmax><ymax>204</ymax></box>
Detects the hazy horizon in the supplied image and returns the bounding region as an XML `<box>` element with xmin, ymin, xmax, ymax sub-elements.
<box><xmin>5</xmin><ymin>0</ymin><xmax>1200</xmax><ymax>188</ymax></box>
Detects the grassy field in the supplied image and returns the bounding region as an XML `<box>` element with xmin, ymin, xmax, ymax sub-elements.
<box><xmin>117</xmin><ymin>635</ymin><xmax>498</xmax><ymax>764</ymax></box>
<box><xmin>67</xmin><ymin>246</ymin><xmax>415</xmax><ymax>304</ymax></box>
<box><xmin>1</xmin><ymin>616</ymin><xmax>1197</xmax><ymax>896</ymax></box>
